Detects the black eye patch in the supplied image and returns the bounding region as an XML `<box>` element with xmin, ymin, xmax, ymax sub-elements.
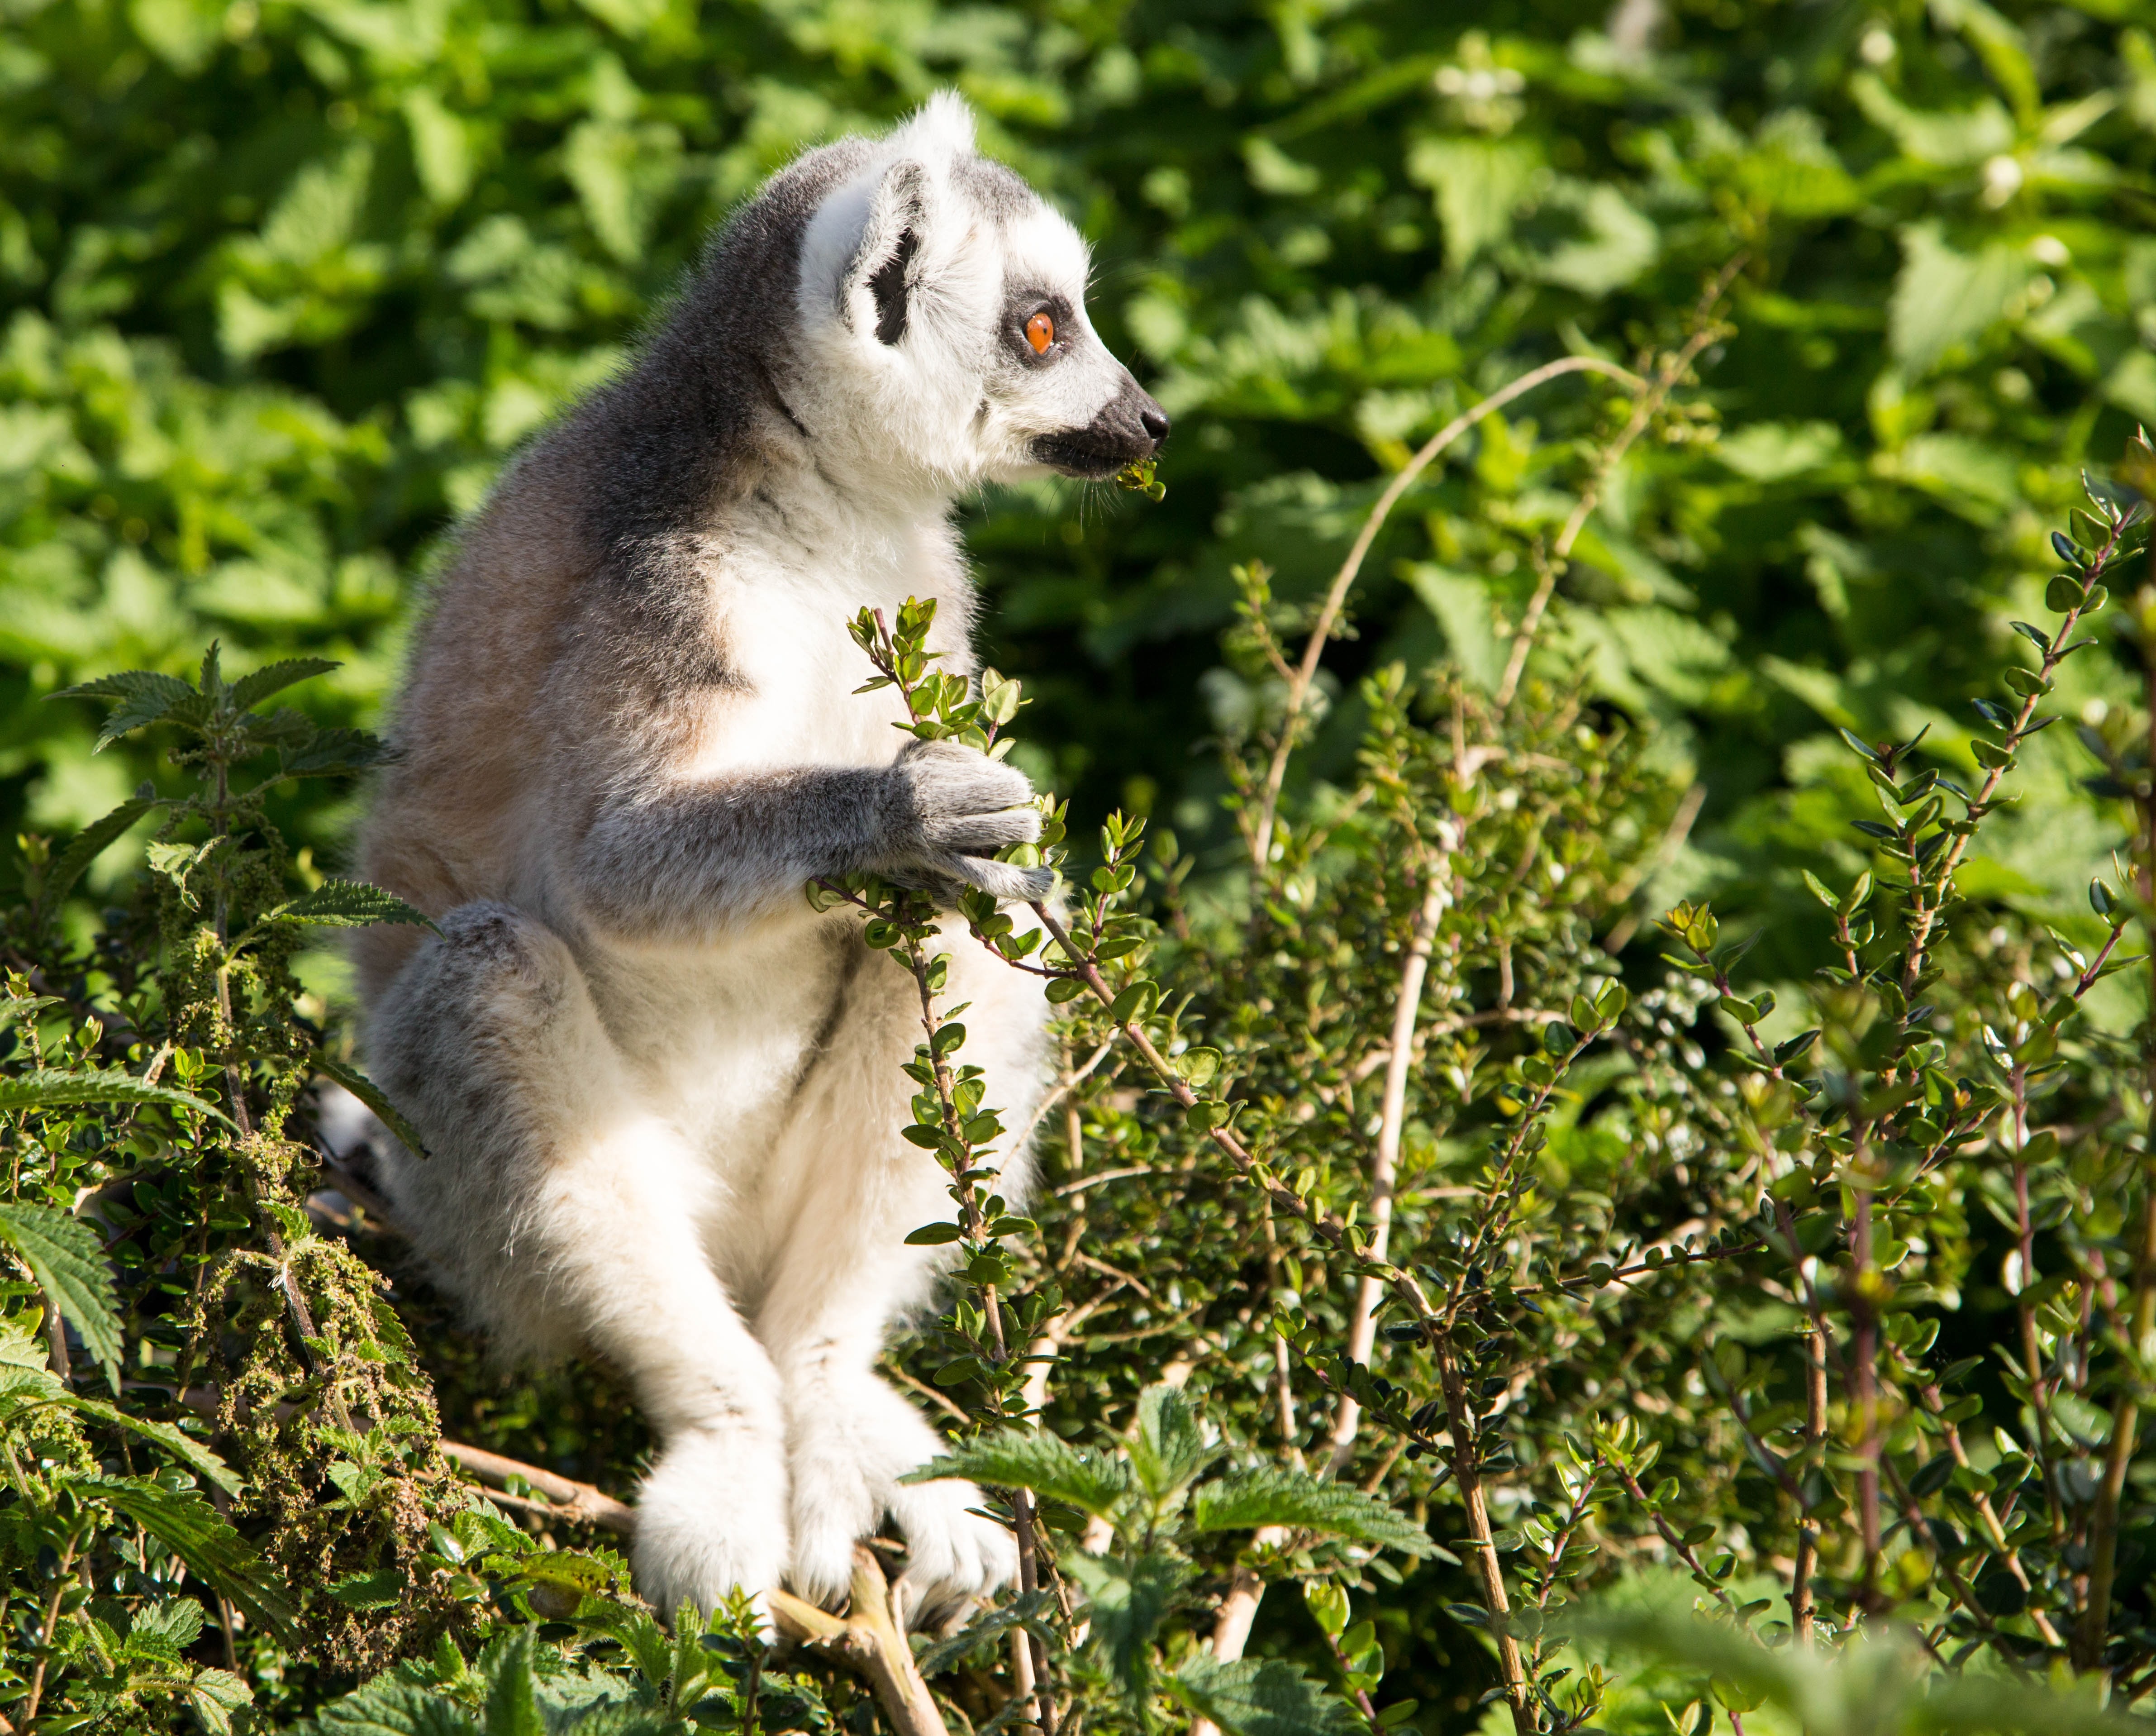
<box><xmin>871</xmin><ymin>228</ymin><xmax>920</xmax><ymax>345</ymax></box>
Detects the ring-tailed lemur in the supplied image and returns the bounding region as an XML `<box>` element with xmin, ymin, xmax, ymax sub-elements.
<box><xmin>347</xmin><ymin>93</ymin><xmax>1167</xmax><ymax>1619</ymax></box>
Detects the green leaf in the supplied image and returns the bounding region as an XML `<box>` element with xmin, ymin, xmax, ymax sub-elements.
<box><xmin>52</xmin><ymin>669</ymin><xmax>200</xmax><ymax>750</ymax></box>
<box><xmin>1064</xmin><ymin>1549</ymin><xmax>1189</xmax><ymax>1707</ymax></box>
<box><xmin>229</xmin><ymin>656</ymin><xmax>338</xmax><ymax>711</ymax></box>
<box><xmin>38</xmin><ymin>794</ymin><xmax>165</xmax><ymax>912</ymax></box>
<box><xmin>1886</xmin><ymin>221</ymin><xmax>2031</xmax><ymax>377</ymax></box>
<box><xmin>914</xmin><ymin>1588</ymin><xmax>1058</xmax><ymax>1677</ymax></box>
<box><xmin>484</xmin><ymin>1627</ymin><xmax>545</xmax><ymax>1736</ymax></box>
<box><xmin>1169</xmin><ymin>1652</ymin><xmax>1363</xmax><ymax>1736</ymax></box>
<box><xmin>317</xmin><ymin>1055</ymin><xmax>432</xmax><ymax>1162</ymax></box>
<box><xmin>1130</xmin><ymin>1382</ymin><xmax>1215</xmax><ymax>1502</ymax></box>
<box><xmin>329</xmin><ymin>1568</ymin><xmax>407</xmax><ymax>1609</ymax></box>
<box><xmin>904</xmin><ymin>1221</ymin><xmax>965</xmax><ymax>1245</ymax></box>
<box><xmin>269</xmin><ymin>879</ymin><xmax>440</xmax><ymax>931</ymax></box>
<box><xmin>0</xmin><ymin>1200</ymin><xmax>124</xmax><ymax>1385</ymax></box>
<box><xmin>318</xmin><ymin>1676</ymin><xmax>481</xmax><ymax>1736</ymax></box>
<box><xmin>280</xmin><ymin>726</ymin><xmax>388</xmax><ymax>778</ymax></box>
<box><xmin>905</xmin><ymin>1427</ymin><xmax>1133</xmax><ymax>1518</ymax></box>
<box><xmin>188</xmin><ymin>1669</ymin><xmax>254</xmax><ymax>1736</ymax></box>
<box><xmin>67</xmin><ymin>1395</ymin><xmax>241</xmax><ymax>1493</ymax></box>
<box><xmin>1191</xmin><ymin>1467</ymin><xmax>1437</xmax><ymax>1557</ymax></box>
<box><xmin>0</xmin><ymin>1064</ymin><xmax>233</xmax><ymax>1127</ymax></box>
<box><xmin>86</xmin><ymin>1477</ymin><xmax>298</xmax><ymax>1640</ymax></box>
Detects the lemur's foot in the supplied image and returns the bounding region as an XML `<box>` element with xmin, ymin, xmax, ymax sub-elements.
<box><xmin>887</xmin><ymin>1470</ymin><xmax>1019</xmax><ymax>1626</ymax></box>
<box><xmin>785</xmin><ymin>1379</ymin><xmax>1016</xmax><ymax>1622</ymax></box>
<box><xmin>633</xmin><ymin>1426</ymin><xmax>790</xmax><ymax>1619</ymax></box>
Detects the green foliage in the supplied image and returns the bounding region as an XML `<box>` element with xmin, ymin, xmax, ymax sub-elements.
<box><xmin>4</xmin><ymin>0</ymin><xmax>2154</xmax><ymax>922</ymax></box>
<box><xmin>11</xmin><ymin>5</ymin><xmax>2156</xmax><ymax>1736</ymax></box>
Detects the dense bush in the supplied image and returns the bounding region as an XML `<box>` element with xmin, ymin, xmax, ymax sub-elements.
<box><xmin>8</xmin><ymin>3</ymin><xmax>2156</xmax><ymax>1736</ymax></box>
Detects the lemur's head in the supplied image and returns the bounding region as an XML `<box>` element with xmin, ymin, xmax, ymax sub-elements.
<box><xmin>790</xmin><ymin>93</ymin><xmax>1168</xmax><ymax>489</ymax></box>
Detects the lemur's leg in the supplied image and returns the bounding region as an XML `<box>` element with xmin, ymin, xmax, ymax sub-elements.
<box><xmin>364</xmin><ymin>901</ymin><xmax>790</xmax><ymax>1614</ymax></box>
<box><xmin>754</xmin><ymin>930</ymin><xmax>1048</xmax><ymax>1615</ymax></box>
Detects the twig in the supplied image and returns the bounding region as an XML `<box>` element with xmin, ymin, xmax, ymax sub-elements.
<box><xmin>1436</xmin><ymin>1338</ymin><xmax>1533</xmax><ymax>1735</ymax></box>
<box><xmin>19</xmin><ymin>1520</ymin><xmax>84</xmax><ymax>1725</ymax></box>
<box><xmin>1325</xmin><ymin>869</ymin><xmax>1452</xmax><ymax>1473</ymax></box>
<box><xmin>1246</xmin><ymin>353</ymin><xmax>1642</xmax><ymax>869</ymax></box>
<box><xmin>770</xmin><ymin>1546</ymin><xmax>950</xmax><ymax>1736</ymax></box>
<box><xmin>886</xmin><ymin>1357</ymin><xmax>978</xmax><ymax>1426</ymax></box>
<box><xmin>1495</xmin><ymin>264</ymin><xmax>1741</xmax><ymax>711</ymax></box>
<box><xmin>1601</xmin><ymin>782</ymin><xmax>1706</xmax><ymax>954</ymax></box>
<box><xmin>2077</xmin><ymin>1177</ymin><xmax>2155</xmax><ymax>1666</ymax></box>
<box><xmin>438</xmin><ymin>1439</ymin><xmax>637</xmax><ymax>1534</ymax></box>
<box><xmin>1012</xmin><ymin>1040</ymin><xmax>1116</xmax><ymax>1154</ymax></box>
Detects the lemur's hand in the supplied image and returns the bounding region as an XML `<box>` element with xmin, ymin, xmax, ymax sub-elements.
<box><xmin>881</xmin><ymin>738</ymin><xmax>1054</xmax><ymax>904</ymax></box>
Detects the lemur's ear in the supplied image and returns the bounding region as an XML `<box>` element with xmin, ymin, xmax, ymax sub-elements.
<box><xmin>849</xmin><ymin>159</ymin><xmax>927</xmax><ymax>347</ymax></box>
<box><xmin>869</xmin><ymin>226</ymin><xmax>919</xmax><ymax>344</ymax></box>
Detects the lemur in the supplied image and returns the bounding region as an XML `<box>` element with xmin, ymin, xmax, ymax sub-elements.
<box><xmin>346</xmin><ymin>94</ymin><xmax>1168</xmax><ymax>1619</ymax></box>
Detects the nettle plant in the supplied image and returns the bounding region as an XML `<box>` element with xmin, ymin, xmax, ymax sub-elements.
<box><xmin>0</xmin><ymin>650</ymin><xmax>506</xmax><ymax>1718</ymax></box>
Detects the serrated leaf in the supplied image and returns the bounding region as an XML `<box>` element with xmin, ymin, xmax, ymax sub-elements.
<box><xmin>188</xmin><ymin>1669</ymin><xmax>253</xmax><ymax>1736</ymax></box>
<box><xmin>280</xmin><ymin>726</ymin><xmax>388</xmax><ymax>778</ymax></box>
<box><xmin>53</xmin><ymin>670</ymin><xmax>198</xmax><ymax>749</ymax></box>
<box><xmin>1169</xmin><ymin>1653</ymin><xmax>1363</xmax><ymax>1736</ymax></box>
<box><xmin>269</xmin><ymin>879</ymin><xmax>439</xmax><ymax>931</ymax></box>
<box><xmin>38</xmin><ymin>796</ymin><xmax>165</xmax><ymax>912</ymax></box>
<box><xmin>0</xmin><ymin>1066</ymin><xmax>233</xmax><ymax>1126</ymax></box>
<box><xmin>329</xmin><ymin>1568</ymin><xmax>406</xmax><ymax>1609</ymax></box>
<box><xmin>1192</xmin><ymin>1467</ymin><xmax>1440</xmax><ymax>1557</ymax></box>
<box><xmin>316</xmin><ymin>1055</ymin><xmax>432</xmax><ymax>1161</ymax></box>
<box><xmin>0</xmin><ymin>1200</ymin><xmax>124</xmax><ymax>1385</ymax></box>
<box><xmin>317</xmin><ymin>1675</ymin><xmax>481</xmax><ymax>1736</ymax></box>
<box><xmin>915</xmin><ymin>1589</ymin><xmax>1057</xmax><ymax>1678</ymax></box>
<box><xmin>67</xmin><ymin>1395</ymin><xmax>240</xmax><ymax>1493</ymax></box>
<box><xmin>904</xmin><ymin>1426</ymin><xmax>1133</xmax><ymax>1517</ymax></box>
<box><xmin>485</xmin><ymin>1626</ymin><xmax>544</xmax><ymax>1736</ymax></box>
<box><xmin>1131</xmin><ymin>1382</ymin><xmax>1215</xmax><ymax>1501</ymax></box>
<box><xmin>85</xmin><ymin>1477</ymin><xmax>297</xmax><ymax>1639</ymax></box>
<box><xmin>1064</xmin><ymin>1549</ymin><xmax>1189</xmax><ymax>1706</ymax></box>
<box><xmin>230</xmin><ymin>657</ymin><xmax>339</xmax><ymax>711</ymax></box>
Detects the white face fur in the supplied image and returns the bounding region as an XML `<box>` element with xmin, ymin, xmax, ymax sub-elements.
<box><xmin>793</xmin><ymin>93</ymin><xmax>1164</xmax><ymax>492</ymax></box>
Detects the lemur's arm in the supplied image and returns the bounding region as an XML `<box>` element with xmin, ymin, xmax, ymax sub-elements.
<box><xmin>572</xmin><ymin>741</ymin><xmax>1051</xmax><ymax>936</ymax></box>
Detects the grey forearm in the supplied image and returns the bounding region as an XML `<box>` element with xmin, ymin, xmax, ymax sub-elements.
<box><xmin>574</xmin><ymin>766</ymin><xmax>899</xmax><ymax>935</ymax></box>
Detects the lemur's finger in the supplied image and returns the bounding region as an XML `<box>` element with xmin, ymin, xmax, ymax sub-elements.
<box><xmin>928</xmin><ymin>804</ymin><xmax>1042</xmax><ymax>854</ymax></box>
<box><xmin>951</xmin><ymin>856</ymin><xmax>1055</xmax><ymax>904</ymax></box>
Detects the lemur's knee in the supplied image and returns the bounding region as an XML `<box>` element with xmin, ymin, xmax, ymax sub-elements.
<box><xmin>375</xmin><ymin>904</ymin><xmax>577</xmax><ymax>1054</ymax></box>
<box><xmin>433</xmin><ymin>901</ymin><xmax>576</xmax><ymax>1001</ymax></box>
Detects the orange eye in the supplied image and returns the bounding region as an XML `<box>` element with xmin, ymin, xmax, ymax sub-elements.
<box><xmin>1025</xmin><ymin>311</ymin><xmax>1055</xmax><ymax>353</ymax></box>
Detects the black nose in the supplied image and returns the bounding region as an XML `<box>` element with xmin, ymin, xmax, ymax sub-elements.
<box><xmin>1140</xmin><ymin>404</ymin><xmax>1171</xmax><ymax>447</ymax></box>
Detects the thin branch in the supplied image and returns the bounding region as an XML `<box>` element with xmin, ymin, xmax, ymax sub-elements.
<box><xmin>1496</xmin><ymin>264</ymin><xmax>1742</xmax><ymax>711</ymax></box>
<box><xmin>438</xmin><ymin>1439</ymin><xmax>636</xmax><ymax>1534</ymax></box>
<box><xmin>1246</xmin><ymin>353</ymin><xmax>1642</xmax><ymax>869</ymax></box>
<box><xmin>770</xmin><ymin>1546</ymin><xmax>951</xmax><ymax>1736</ymax></box>
<box><xmin>1325</xmin><ymin>869</ymin><xmax>1451</xmax><ymax>1474</ymax></box>
<box><xmin>1012</xmin><ymin>1040</ymin><xmax>1116</xmax><ymax>1153</ymax></box>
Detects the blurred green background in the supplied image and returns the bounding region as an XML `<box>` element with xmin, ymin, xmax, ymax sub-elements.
<box><xmin>5</xmin><ymin>0</ymin><xmax>2156</xmax><ymax>982</ymax></box>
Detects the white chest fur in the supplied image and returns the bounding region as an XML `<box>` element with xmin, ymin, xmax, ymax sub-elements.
<box><xmin>688</xmin><ymin>494</ymin><xmax>972</xmax><ymax>783</ymax></box>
